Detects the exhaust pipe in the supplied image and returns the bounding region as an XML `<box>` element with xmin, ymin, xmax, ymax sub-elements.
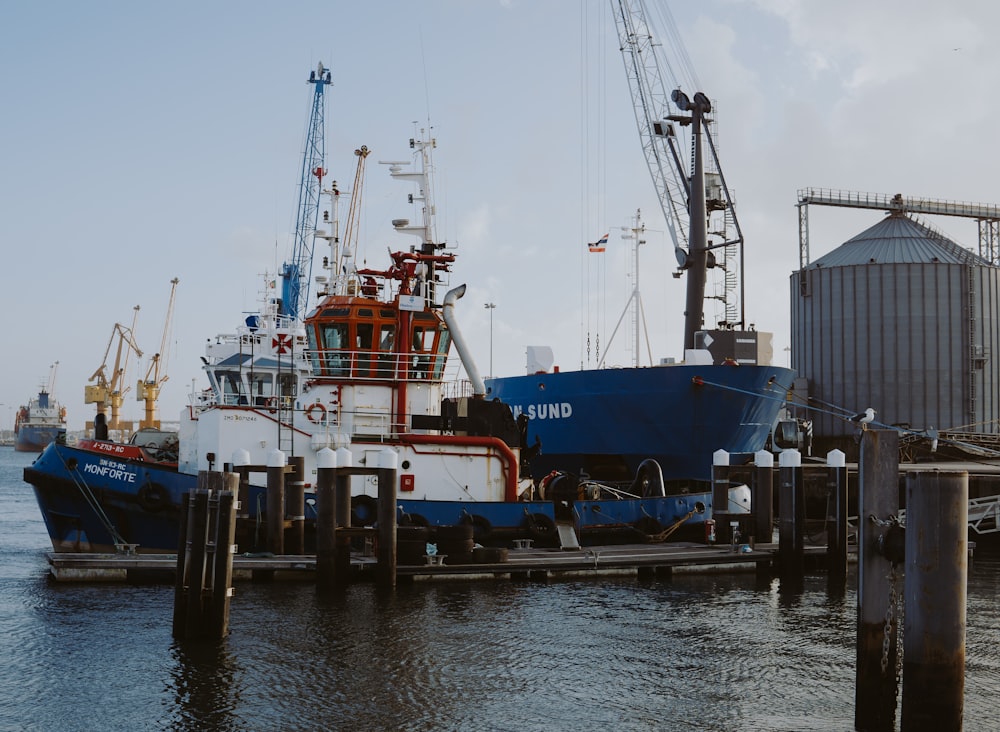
<box><xmin>442</xmin><ymin>284</ymin><xmax>486</xmax><ymax>396</ymax></box>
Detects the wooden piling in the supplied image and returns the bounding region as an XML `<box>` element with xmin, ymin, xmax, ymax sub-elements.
<box><xmin>183</xmin><ymin>488</ymin><xmax>211</xmax><ymax>637</ymax></box>
<box><xmin>375</xmin><ymin>448</ymin><xmax>398</xmax><ymax>589</ymax></box>
<box><xmin>901</xmin><ymin>470</ymin><xmax>967</xmax><ymax>732</ymax></box>
<box><xmin>287</xmin><ymin>455</ymin><xmax>306</xmax><ymax>554</ymax></box>
<box><xmin>712</xmin><ymin>450</ymin><xmax>732</xmax><ymax>544</ymax></box>
<box><xmin>209</xmin><ymin>484</ymin><xmax>238</xmax><ymax>638</ymax></box>
<box><xmin>826</xmin><ymin>449</ymin><xmax>848</xmax><ymax>581</ymax></box>
<box><xmin>777</xmin><ymin>448</ymin><xmax>803</xmax><ymax>580</ymax></box>
<box><xmin>752</xmin><ymin>449</ymin><xmax>774</xmax><ymax>544</ymax></box>
<box><xmin>173</xmin><ymin>471</ymin><xmax>239</xmax><ymax>640</ymax></box>
<box><xmin>266</xmin><ymin>449</ymin><xmax>286</xmax><ymax>555</ymax></box>
<box><xmin>172</xmin><ymin>492</ymin><xmax>191</xmax><ymax>637</ymax></box>
<box><xmin>855</xmin><ymin>429</ymin><xmax>900</xmax><ymax>732</ymax></box>
<box><xmin>335</xmin><ymin>447</ymin><xmax>353</xmax><ymax>581</ymax></box>
<box><xmin>315</xmin><ymin>448</ymin><xmax>337</xmax><ymax>591</ymax></box>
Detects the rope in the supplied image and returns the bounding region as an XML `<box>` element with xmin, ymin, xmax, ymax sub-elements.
<box><xmin>695</xmin><ymin>375</ymin><xmax>1000</xmax><ymax>458</ymax></box>
<box><xmin>54</xmin><ymin>448</ymin><xmax>129</xmax><ymax>548</ymax></box>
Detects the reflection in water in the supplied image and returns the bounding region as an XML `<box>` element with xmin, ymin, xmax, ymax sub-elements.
<box><xmin>170</xmin><ymin>640</ymin><xmax>239</xmax><ymax>730</ymax></box>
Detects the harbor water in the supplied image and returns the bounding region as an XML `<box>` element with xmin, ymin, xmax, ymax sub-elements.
<box><xmin>3</xmin><ymin>446</ymin><xmax>1000</xmax><ymax>731</ymax></box>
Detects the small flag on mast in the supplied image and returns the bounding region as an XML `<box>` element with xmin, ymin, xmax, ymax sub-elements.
<box><xmin>588</xmin><ymin>233</ymin><xmax>608</xmax><ymax>253</ymax></box>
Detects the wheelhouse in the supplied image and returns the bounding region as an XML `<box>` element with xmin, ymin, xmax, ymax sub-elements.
<box><xmin>305</xmin><ymin>299</ymin><xmax>452</xmax><ymax>382</ymax></box>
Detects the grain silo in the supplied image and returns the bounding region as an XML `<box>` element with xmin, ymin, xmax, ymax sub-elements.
<box><xmin>790</xmin><ymin>190</ymin><xmax>1000</xmax><ymax>460</ymax></box>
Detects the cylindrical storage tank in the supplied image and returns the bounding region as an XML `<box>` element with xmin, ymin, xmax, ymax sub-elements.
<box><xmin>790</xmin><ymin>212</ymin><xmax>1000</xmax><ymax>459</ymax></box>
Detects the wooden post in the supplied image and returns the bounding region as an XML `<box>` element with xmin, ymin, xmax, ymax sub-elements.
<box><xmin>315</xmin><ymin>448</ymin><xmax>338</xmax><ymax>591</ymax></box>
<box><xmin>752</xmin><ymin>449</ymin><xmax>774</xmax><ymax>544</ymax></box>
<box><xmin>266</xmin><ymin>449</ymin><xmax>286</xmax><ymax>555</ymax></box>
<box><xmin>232</xmin><ymin>449</ymin><xmax>250</xmax><ymax>520</ymax></box>
<box><xmin>209</xmin><ymin>479</ymin><xmax>238</xmax><ymax>639</ymax></box>
<box><xmin>777</xmin><ymin>448</ymin><xmax>803</xmax><ymax>580</ymax></box>
<box><xmin>375</xmin><ymin>448</ymin><xmax>398</xmax><ymax>589</ymax></box>
<box><xmin>183</xmin><ymin>486</ymin><xmax>211</xmax><ymax>639</ymax></box>
<box><xmin>712</xmin><ymin>449</ymin><xmax>731</xmax><ymax>544</ymax></box>
<box><xmin>855</xmin><ymin>429</ymin><xmax>900</xmax><ymax>732</ymax></box>
<box><xmin>335</xmin><ymin>446</ymin><xmax>354</xmax><ymax>581</ymax></box>
<box><xmin>287</xmin><ymin>455</ymin><xmax>306</xmax><ymax>555</ymax></box>
<box><xmin>826</xmin><ymin>449</ymin><xmax>848</xmax><ymax>581</ymax></box>
<box><xmin>172</xmin><ymin>492</ymin><xmax>192</xmax><ymax>638</ymax></box>
<box><xmin>901</xmin><ymin>470</ymin><xmax>967</xmax><ymax>731</ymax></box>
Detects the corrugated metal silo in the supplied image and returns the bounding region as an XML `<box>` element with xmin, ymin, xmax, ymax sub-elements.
<box><xmin>790</xmin><ymin>211</ymin><xmax>1000</xmax><ymax>457</ymax></box>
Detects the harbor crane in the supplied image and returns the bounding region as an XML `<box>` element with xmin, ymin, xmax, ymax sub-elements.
<box><xmin>137</xmin><ymin>278</ymin><xmax>179</xmax><ymax>429</ymax></box>
<box><xmin>85</xmin><ymin>305</ymin><xmax>142</xmax><ymax>433</ymax></box>
<box><xmin>280</xmin><ymin>62</ymin><xmax>332</xmax><ymax>321</ymax></box>
<box><xmin>610</xmin><ymin>0</ymin><xmax>745</xmax><ymax>351</ymax></box>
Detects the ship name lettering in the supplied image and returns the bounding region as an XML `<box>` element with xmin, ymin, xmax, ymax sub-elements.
<box><xmin>512</xmin><ymin>402</ymin><xmax>573</xmax><ymax>420</ymax></box>
<box><xmin>82</xmin><ymin>463</ymin><xmax>138</xmax><ymax>483</ymax></box>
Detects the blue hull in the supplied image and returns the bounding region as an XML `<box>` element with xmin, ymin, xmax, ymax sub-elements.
<box><xmin>486</xmin><ymin>364</ymin><xmax>796</xmax><ymax>483</ymax></box>
<box><xmin>24</xmin><ymin>442</ymin><xmax>715</xmax><ymax>553</ymax></box>
<box><xmin>14</xmin><ymin>426</ymin><xmax>64</xmax><ymax>453</ymax></box>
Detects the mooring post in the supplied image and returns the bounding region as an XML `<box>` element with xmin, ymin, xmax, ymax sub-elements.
<box><xmin>375</xmin><ymin>447</ymin><xmax>398</xmax><ymax>589</ymax></box>
<box><xmin>826</xmin><ymin>449</ymin><xmax>848</xmax><ymax>581</ymax></box>
<box><xmin>712</xmin><ymin>449</ymin><xmax>732</xmax><ymax>544</ymax></box>
<box><xmin>172</xmin><ymin>492</ymin><xmax>192</xmax><ymax>638</ymax></box>
<box><xmin>231</xmin><ymin>449</ymin><xmax>251</xmax><ymax>521</ymax></box>
<box><xmin>753</xmin><ymin>449</ymin><xmax>774</xmax><ymax>544</ymax></box>
<box><xmin>315</xmin><ymin>447</ymin><xmax>337</xmax><ymax>591</ymax></box>
<box><xmin>901</xmin><ymin>470</ymin><xmax>967</xmax><ymax>731</ymax></box>
<box><xmin>209</xmin><ymin>474</ymin><xmax>238</xmax><ymax>639</ymax></box>
<box><xmin>777</xmin><ymin>448</ymin><xmax>803</xmax><ymax>580</ymax></box>
<box><xmin>266</xmin><ymin>449</ymin><xmax>286</xmax><ymax>555</ymax></box>
<box><xmin>287</xmin><ymin>455</ymin><xmax>306</xmax><ymax>555</ymax></box>
<box><xmin>335</xmin><ymin>446</ymin><xmax>354</xmax><ymax>581</ymax></box>
<box><xmin>855</xmin><ymin>429</ymin><xmax>900</xmax><ymax>732</ymax></box>
<box><xmin>183</xmin><ymin>485</ymin><xmax>212</xmax><ymax>640</ymax></box>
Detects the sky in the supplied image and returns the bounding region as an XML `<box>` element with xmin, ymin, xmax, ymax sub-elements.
<box><xmin>1</xmin><ymin>0</ymin><xmax>997</xmax><ymax>432</ymax></box>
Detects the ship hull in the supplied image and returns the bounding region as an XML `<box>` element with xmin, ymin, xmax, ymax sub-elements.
<box><xmin>14</xmin><ymin>425</ymin><xmax>64</xmax><ymax>453</ymax></box>
<box><xmin>487</xmin><ymin>364</ymin><xmax>796</xmax><ymax>483</ymax></box>
<box><xmin>23</xmin><ymin>441</ymin><xmax>715</xmax><ymax>553</ymax></box>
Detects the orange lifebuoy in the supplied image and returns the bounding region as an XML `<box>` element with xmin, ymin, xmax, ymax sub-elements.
<box><xmin>305</xmin><ymin>402</ymin><xmax>328</xmax><ymax>424</ymax></box>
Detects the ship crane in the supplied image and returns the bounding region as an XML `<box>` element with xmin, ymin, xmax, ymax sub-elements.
<box><xmin>280</xmin><ymin>62</ymin><xmax>332</xmax><ymax>320</ymax></box>
<box><xmin>85</xmin><ymin>305</ymin><xmax>142</xmax><ymax>433</ymax></box>
<box><xmin>610</xmin><ymin>0</ymin><xmax>746</xmax><ymax>351</ymax></box>
<box><xmin>137</xmin><ymin>278</ymin><xmax>179</xmax><ymax>429</ymax></box>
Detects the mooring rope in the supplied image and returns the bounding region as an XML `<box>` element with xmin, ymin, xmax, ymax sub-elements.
<box><xmin>54</xmin><ymin>449</ymin><xmax>128</xmax><ymax>547</ymax></box>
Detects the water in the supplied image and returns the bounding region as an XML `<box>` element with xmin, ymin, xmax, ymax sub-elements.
<box><xmin>3</xmin><ymin>446</ymin><xmax>1000</xmax><ymax>732</ymax></box>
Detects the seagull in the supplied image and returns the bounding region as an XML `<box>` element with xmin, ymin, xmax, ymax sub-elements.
<box><xmin>849</xmin><ymin>407</ymin><xmax>876</xmax><ymax>428</ymax></box>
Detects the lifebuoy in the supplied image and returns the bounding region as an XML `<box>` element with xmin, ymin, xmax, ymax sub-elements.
<box><xmin>305</xmin><ymin>402</ymin><xmax>327</xmax><ymax>424</ymax></box>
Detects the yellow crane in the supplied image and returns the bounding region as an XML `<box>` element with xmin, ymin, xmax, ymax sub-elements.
<box><xmin>137</xmin><ymin>278</ymin><xmax>179</xmax><ymax>429</ymax></box>
<box><xmin>85</xmin><ymin>306</ymin><xmax>142</xmax><ymax>434</ymax></box>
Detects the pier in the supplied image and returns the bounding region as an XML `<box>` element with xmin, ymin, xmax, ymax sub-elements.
<box><xmin>44</xmin><ymin>539</ymin><xmax>839</xmax><ymax>584</ymax></box>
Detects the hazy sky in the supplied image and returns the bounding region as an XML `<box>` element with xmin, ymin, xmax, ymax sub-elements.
<box><xmin>2</xmin><ymin>0</ymin><xmax>995</xmax><ymax>431</ymax></box>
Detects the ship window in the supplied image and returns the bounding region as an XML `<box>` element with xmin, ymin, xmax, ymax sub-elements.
<box><xmin>376</xmin><ymin>324</ymin><xmax>396</xmax><ymax>379</ymax></box>
<box><xmin>249</xmin><ymin>373</ymin><xmax>273</xmax><ymax>407</ymax></box>
<box><xmin>380</xmin><ymin>309</ymin><xmax>395</xmax><ymax>318</ymax></box>
<box><xmin>215</xmin><ymin>370</ymin><xmax>246</xmax><ymax>406</ymax></box>
<box><xmin>322</xmin><ymin>307</ymin><xmax>350</xmax><ymax>317</ymax></box>
<box><xmin>356</xmin><ymin>308</ymin><xmax>374</xmax><ymax>318</ymax></box>
<box><xmin>433</xmin><ymin>329</ymin><xmax>451</xmax><ymax>379</ymax></box>
<box><xmin>356</xmin><ymin>322</ymin><xmax>374</xmax><ymax>375</ymax></box>
<box><xmin>321</xmin><ymin>323</ymin><xmax>350</xmax><ymax>376</ymax></box>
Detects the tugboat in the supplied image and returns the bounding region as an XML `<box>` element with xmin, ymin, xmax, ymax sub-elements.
<box><xmin>24</xmin><ymin>116</ymin><xmax>720</xmax><ymax>553</ymax></box>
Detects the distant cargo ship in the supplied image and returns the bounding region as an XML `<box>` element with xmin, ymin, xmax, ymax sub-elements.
<box><xmin>15</xmin><ymin>373</ymin><xmax>66</xmax><ymax>453</ymax></box>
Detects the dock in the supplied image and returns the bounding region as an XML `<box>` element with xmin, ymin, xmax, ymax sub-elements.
<box><xmin>44</xmin><ymin>541</ymin><xmax>839</xmax><ymax>583</ymax></box>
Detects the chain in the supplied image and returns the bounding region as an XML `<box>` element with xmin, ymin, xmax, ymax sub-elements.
<box><xmin>881</xmin><ymin>562</ymin><xmax>894</xmax><ymax>674</ymax></box>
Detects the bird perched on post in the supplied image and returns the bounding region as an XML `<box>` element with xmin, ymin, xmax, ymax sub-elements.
<box><xmin>849</xmin><ymin>407</ymin><xmax>876</xmax><ymax>429</ymax></box>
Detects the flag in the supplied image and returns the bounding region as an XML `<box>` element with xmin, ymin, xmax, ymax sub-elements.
<box><xmin>588</xmin><ymin>233</ymin><xmax>608</xmax><ymax>253</ymax></box>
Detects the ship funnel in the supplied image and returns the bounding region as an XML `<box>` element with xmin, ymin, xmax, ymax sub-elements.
<box><xmin>442</xmin><ymin>284</ymin><xmax>486</xmax><ymax>396</ymax></box>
